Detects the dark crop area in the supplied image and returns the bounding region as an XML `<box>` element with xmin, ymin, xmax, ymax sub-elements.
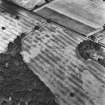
<box><xmin>0</xmin><ymin>34</ymin><xmax>58</xmax><ymax>105</ymax></box>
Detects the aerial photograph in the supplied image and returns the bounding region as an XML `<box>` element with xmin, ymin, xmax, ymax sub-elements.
<box><xmin>0</xmin><ymin>0</ymin><xmax>105</xmax><ymax>105</ymax></box>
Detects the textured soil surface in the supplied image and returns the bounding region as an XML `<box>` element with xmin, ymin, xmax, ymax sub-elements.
<box><xmin>0</xmin><ymin>34</ymin><xmax>58</xmax><ymax>105</ymax></box>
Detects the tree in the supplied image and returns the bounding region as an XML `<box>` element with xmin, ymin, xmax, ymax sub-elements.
<box><xmin>77</xmin><ymin>40</ymin><xmax>101</xmax><ymax>60</ymax></box>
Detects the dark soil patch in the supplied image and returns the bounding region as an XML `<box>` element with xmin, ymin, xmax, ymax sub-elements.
<box><xmin>0</xmin><ymin>33</ymin><xmax>58</xmax><ymax>105</ymax></box>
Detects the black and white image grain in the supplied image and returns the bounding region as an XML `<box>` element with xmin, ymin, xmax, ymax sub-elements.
<box><xmin>0</xmin><ymin>0</ymin><xmax>105</xmax><ymax>105</ymax></box>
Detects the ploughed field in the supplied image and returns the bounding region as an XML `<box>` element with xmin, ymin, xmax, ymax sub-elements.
<box><xmin>21</xmin><ymin>12</ymin><xmax>105</xmax><ymax>105</ymax></box>
<box><xmin>0</xmin><ymin>1</ymin><xmax>105</xmax><ymax>105</ymax></box>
